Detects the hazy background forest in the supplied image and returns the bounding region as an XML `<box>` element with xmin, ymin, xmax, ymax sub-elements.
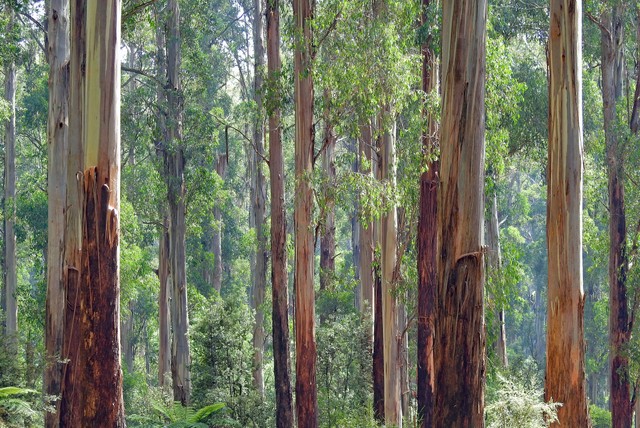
<box><xmin>0</xmin><ymin>0</ymin><xmax>639</xmax><ymax>426</ymax></box>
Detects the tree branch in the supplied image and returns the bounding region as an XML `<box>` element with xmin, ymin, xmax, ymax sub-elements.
<box><xmin>121</xmin><ymin>65</ymin><xmax>164</xmax><ymax>87</ymax></box>
<box><xmin>123</xmin><ymin>0</ymin><xmax>159</xmax><ymax>21</ymax></box>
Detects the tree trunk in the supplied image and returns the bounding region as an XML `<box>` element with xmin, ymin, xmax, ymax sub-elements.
<box><xmin>60</xmin><ymin>2</ymin><xmax>126</xmax><ymax>425</ymax></box>
<box><xmin>599</xmin><ymin>8</ymin><xmax>632</xmax><ymax>428</ymax></box>
<box><xmin>59</xmin><ymin>0</ymin><xmax>85</xmax><ymax>423</ymax></box>
<box><xmin>212</xmin><ymin>154</ymin><xmax>226</xmax><ymax>293</ymax></box>
<box><xmin>380</xmin><ymin>113</ymin><xmax>401</xmax><ymax>427</ymax></box>
<box><xmin>293</xmin><ymin>0</ymin><xmax>318</xmax><ymax>424</ymax></box>
<box><xmin>435</xmin><ymin>1</ymin><xmax>487</xmax><ymax>426</ymax></box>
<box><xmin>417</xmin><ymin>1</ymin><xmax>437</xmax><ymax>424</ymax></box>
<box><xmin>545</xmin><ymin>1</ymin><xmax>590</xmax><ymax>426</ymax></box>
<box><xmin>3</xmin><ymin>5</ymin><xmax>17</xmax><ymax>336</ymax></box>
<box><xmin>45</xmin><ymin>1</ymin><xmax>69</xmax><ymax>425</ymax></box>
<box><xmin>251</xmin><ymin>0</ymin><xmax>267</xmax><ymax>397</ymax></box>
<box><xmin>359</xmin><ymin>122</ymin><xmax>374</xmax><ymax>318</ymax></box>
<box><xmin>320</xmin><ymin>92</ymin><xmax>336</xmax><ymax>295</ymax></box>
<box><xmin>123</xmin><ymin>300</ymin><xmax>135</xmax><ymax>373</ymax></box>
<box><xmin>158</xmin><ymin>219</ymin><xmax>171</xmax><ymax>386</ymax></box>
<box><xmin>373</xmin><ymin>225</ymin><xmax>385</xmax><ymax>423</ymax></box>
<box><xmin>486</xmin><ymin>190</ymin><xmax>508</xmax><ymax>367</ymax></box>
<box><xmin>352</xmin><ymin>143</ymin><xmax>361</xmax><ymax>308</ymax></box>
<box><xmin>267</xmin><ymin>1</ymin><xmax>294</xmax><ymax>425</ymax></box>
<box><xmin>165</xmin><ymin>0</ymin><xmax>191</xmax><ymax>405</ymax></box>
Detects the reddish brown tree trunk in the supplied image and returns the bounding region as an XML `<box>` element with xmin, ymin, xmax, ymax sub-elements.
<box><xmin>417</xmin><ymin>1</ymin><xmax>437</xmax><ymax>425</ymax></box>
<box><xmin>434</xmin><ymin>1</ymin><xmax>487</xmax><ymax>426</ymax></box>
<box><xmin>293</xmin><ymin>0</ymin><xmax>318</xmax><ymax>425</ymax></box>
<box><xmin>267</xmin><ymin>1</ymin><xmax>294</xmax><ymax>425</ymax></box>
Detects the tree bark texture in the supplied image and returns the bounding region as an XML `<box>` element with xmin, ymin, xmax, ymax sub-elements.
<box><xmin>252</xmin><ymin>0</ymin><xmax>267</xmax><ymax>397</ymax></box>
<box><xmin>417</xmin><ymin>0</ymin><xmax>437</xmax><ymax>422</ymax></box>
<box><xmin>545</xmin><ymin>1</ymin><xmax>590</xmax><ymax>426</ymax></box>
<box><xmin>45</xmin><ymin>1</ymin><xmax>69</xmax><ymax>425</ymax></box>
<box><xmin>435</xmin><ymin>1</ymin><xmax>487</xmax><ymax>426</ymax></box>
<box><xmin>373</xmin><ymin>244</ymin><xmax>385</xmax><ymax>424</ymax></box>
<box><xmin>165</xmin><ymin>0</ymin><xmax>191</xmax><ymax>405</ymax></box>
<box><xmin>267</xmin><ymin>1</ymin><xmax>294</xmax><ymax>425</ymax></box>
<box><xmin>293</xmin><ymin>0</ymin><xmax>318</xmax><ymax>424</ymax></box>
<box><xmin>4</xmin><ymin>5</ymin><xmax>17</xmax><ymax>336</ymax></box>
<box><xmin>59</xmin><ymin>0</ymin><xmax>84</xmax><ymax>424</ymax></box>
<box><xmin>60</xmin><ymin>1</ymin><xmax>126</xmax><ymax>425</ymax></box>
<box><xmin>600</xmin><ymin>7</ymin><xmax>631</xmax><ymax>428</ymax></box>
<box><xmin>380</xmin><ymin>115</ymin><xmax>401</xmax><ymax>427</ymax></box>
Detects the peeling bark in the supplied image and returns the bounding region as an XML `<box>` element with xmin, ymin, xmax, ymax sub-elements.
<box><xmin>435</xmin><ymin>1</ymin><xmax>487</xmax><ymax>425</ymax></box>
<box><xmin>293</xmin><ymin>0</ymin><xmax>318</xmax><ymax>424</ymax></box>
<box><xmin>545</xmin><ymin>1</ymin><xmax>590</xmax><ymax>426</ymax></box>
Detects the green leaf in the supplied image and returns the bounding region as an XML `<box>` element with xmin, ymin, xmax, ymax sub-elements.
<box><xmin>189</xmin><ymin>402</ymin><xmax>226</xmax><ymax>423</ymax></box>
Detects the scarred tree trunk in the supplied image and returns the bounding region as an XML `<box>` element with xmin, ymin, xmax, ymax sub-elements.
<box><xmin>267</xmin><ymin>1</ymin><xmax>294</xmax><ymax>425</ymax></box>
<box><xmin>60</xmin><ymin>2</ymin><xmax>126</xmax><ymax>425</ymax></box>
<box><xmin>417</xmin><ymin>0</ymin><xmax>437</xmax><ymax>423</ymax></box>
<box><xmin>251</xmin><ymin>0</ymin><xmax>267</xmax><ymax>398</ymax></box>
<box><xmin>435</xmin><ymin>1</ymin><xmax>487</xmax><ymax>426</ymax></box>
<box><xmin>165</xmin><ymin>0</ymin><xmax>191</xmax><ymax>405</ymax></box>
<box><xmin>45</xmin><ymin>1</ymin><xmax>69</xmax><ymax>425</ymax></box>
<box><xmin>600</xmin><ymin>7</ymin><xmax>631</xmax><ymax>427</ymax></box>
<box><xmin>3</xmin><ymin>5</ymin><xmax>17</xmax><ymax>336</ymax></box>
<box><xmin>545</xmin><ymin>1</ymin><xmax>590</xmax><ymax>426</ymax></box>
<box><xmin>293</xmin><ymin>0</ymin><xmax>318</xmax><ymax>424</ymax></box>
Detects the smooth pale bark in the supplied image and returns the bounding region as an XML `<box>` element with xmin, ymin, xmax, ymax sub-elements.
<box><xmin>45</xmin><ymin>1</ymin><xmax>69</xmax><ymax>425</ymax></box>
<box><xmin>165</xmin><ymin>0</ymin><xmax>191</xmax><ymax>406</ymax></box>
<box><xmin>4</xmin><ymin>5</ymin><xmax>17</xmax><ymax>336</ymax></box>
<box><xmin>293</xmin><ymin>0</ymin><xmax>318</xmax><ymax>424</ymax></box>
<box><xmin>545</xmin><ymin>1</ymin><xmax>590</xmax><ymax>426</ymax></box>
<box><xmin>417</xmin><ymin>0</ymin><xmax>437</xmax><ymax>422</ymax></box>
<box><xmin>60</xmin><ymin>2</ymin><xmax>125</xmax><ymax>425</ymax></box>
<box><xmin>380</xmin><ymin>116</ymin><xmax>401</xmax><ymax>427</ymax></box>
<box><xmin>435</xmin><ymin>1</ymin><xmax>487</xmax><ymax>426</ymax></box>
<box><xmin>599</xmin><ymin>8</ymin><xmax>631</xmax><ymax>427</ymax></box>
<box><xmin>251</xmin><ymin>0</ymin><xmax>267</xmax><ymax>397</ymax></box>
<box><xmin>267</xmin><ymin>1</ymin><xmax>294</xmax><ymax>425</ymax></box>
<box><xmin>486</xmin><ymin>190</ymin><xmax>508</xmax><ymax>367</ymax></box>
<box><xmin>320</xmin><ymin>92</ymin><xmax>336</xmax><ymax>295</ymax></box>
